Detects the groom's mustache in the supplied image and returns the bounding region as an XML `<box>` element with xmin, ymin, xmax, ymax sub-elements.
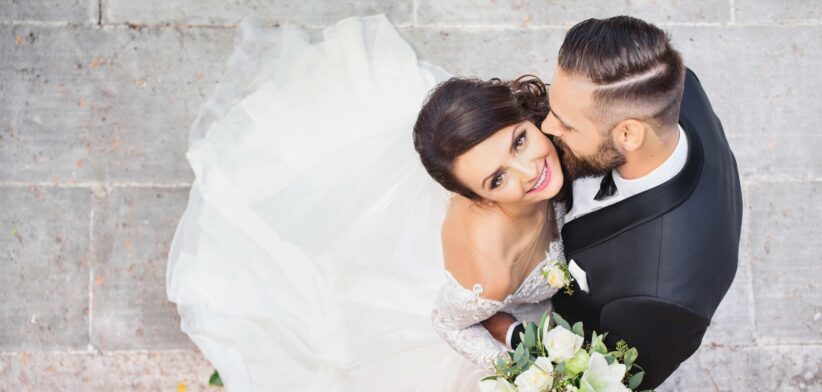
<box><xmin>552</xmin><ymin>137</ymin><xmax>626</xmax><ymax>181</ymax></box>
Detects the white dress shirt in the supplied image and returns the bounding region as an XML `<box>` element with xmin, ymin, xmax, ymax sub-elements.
<box><xmin>565</xmin><ymin>125</ymin><xmax>689</xmax><ymax>222</ymax></box>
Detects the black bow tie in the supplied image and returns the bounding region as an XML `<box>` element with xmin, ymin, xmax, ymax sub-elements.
<box><xmin>594</xmin><ymin>171</ymin><xmax>618</xmax><ymax>201</ymax></box>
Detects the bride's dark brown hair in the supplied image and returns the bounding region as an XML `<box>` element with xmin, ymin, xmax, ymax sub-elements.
<box><xmin>413</xmin><ymin>75</ymin><xmax>554</xmax><ymax>201</ymax></box>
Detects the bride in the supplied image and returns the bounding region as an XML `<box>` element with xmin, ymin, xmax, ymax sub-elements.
<box><xmin>167</xmin><ymin>14</ymin><xmax>567</xmax><ymax>391</ymax></box>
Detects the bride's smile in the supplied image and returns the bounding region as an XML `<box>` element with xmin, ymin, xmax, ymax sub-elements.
<box><xmin>525</xmin><ymin>158</ymin><xmax>549</xmax><ymax>194</ymax></box>
<box><xmin>451</xmin><ymin>120</ymin><xmax>564</xmax><ymax>212</ymax></box>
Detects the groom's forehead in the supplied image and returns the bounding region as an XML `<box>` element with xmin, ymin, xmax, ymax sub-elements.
<box><xmin>549</xmin><ymin>71</ymin><xmax>596</xmax><ymax>118</ymax></box>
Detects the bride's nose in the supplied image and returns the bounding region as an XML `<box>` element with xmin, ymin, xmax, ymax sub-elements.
<box><xmin>510</xmin><ymin>158</ymin><xmax>539</xmax><ymax>182</ymax></box>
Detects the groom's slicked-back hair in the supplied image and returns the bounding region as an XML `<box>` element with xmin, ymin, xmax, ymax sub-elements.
<box><xmin>558</xmin><ymin>16</ymin><xmax>685</xmax><ymax>133</ymax></box>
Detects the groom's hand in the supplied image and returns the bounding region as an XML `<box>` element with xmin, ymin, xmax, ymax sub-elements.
<box><xmin>482</xmin><ymin>312</ymin><xmax>517</xmax><ymax>345</ymax></box>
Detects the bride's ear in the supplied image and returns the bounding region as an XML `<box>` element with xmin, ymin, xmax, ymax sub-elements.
<box><xmin>611</xmin><ymin>119</ymin><xmax>645</xmax><ymax>152</ymax></box>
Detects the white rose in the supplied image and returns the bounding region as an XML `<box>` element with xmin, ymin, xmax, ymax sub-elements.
<box><xmin>479</xmin><ymin>377</ymin><xmax>517</xmax><ymax>392</ymax></box>
<box><xmin>542</xmin><ymin>325</ymin><xmax>584</xmax><ymax>363</ymax></box>
<box><xmin>514</xmin><ymin>357</ymin><xmax>554</xmax><ymax>392</ymax></box>
<box><xmin>543</xmin><ymin>263</ymin><xmax>568</xmax><ymax>289</ymax></box>
<box><xmin>579</xmin><ymin>352</ymin><xmax>630</xmax><ymax>392</ymax></box>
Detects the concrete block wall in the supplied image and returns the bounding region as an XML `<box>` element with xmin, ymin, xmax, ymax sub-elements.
<box><xmin>1</xmin><ymin>1</ymin><xmax>819</xmax><ymax>390</ymax></box>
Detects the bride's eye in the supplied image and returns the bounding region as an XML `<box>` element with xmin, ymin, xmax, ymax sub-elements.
<box><xmin>491</xmin><ymin>172</ymin><xmax>505</xmax><ymax>189</ymax></box>
<box><xmin>515</xmin><ymin>132</ymin><xmax>527</xmax><ymax>149</ymax></box>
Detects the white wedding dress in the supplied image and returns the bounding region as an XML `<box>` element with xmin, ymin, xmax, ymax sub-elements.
<box><xmin>166</xmin><ymin>15</ymin><xmax>564</xmax><ymax>391</ymax></box>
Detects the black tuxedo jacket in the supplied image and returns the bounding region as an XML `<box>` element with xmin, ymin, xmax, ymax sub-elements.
<box><xmin>552</xmin><ymin>69</ymin><xmax>742</xmax><ymax>390</ymax></box>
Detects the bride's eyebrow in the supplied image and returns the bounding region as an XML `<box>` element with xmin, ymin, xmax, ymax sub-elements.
<box><xmin>481</xmin><ymin>125</ymin><xmax>523</xmax><ymax>190</ymax></box>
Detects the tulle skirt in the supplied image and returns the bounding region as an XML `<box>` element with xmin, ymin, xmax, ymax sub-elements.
<box><xmin>167</xmin><ymin>15</ymin><xmax>490</xmax><ymax>391</ymax></box>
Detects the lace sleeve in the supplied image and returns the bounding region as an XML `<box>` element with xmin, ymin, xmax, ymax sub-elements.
<box><xmin>430</xmin><ymin>277</ymin><xmax>509</xmax><ymax>372</ymax></box>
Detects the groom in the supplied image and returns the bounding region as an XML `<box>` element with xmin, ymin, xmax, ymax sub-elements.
<box><xmin>485</xmin><ymin>16</ymin><xmax>742</xmax><ymax>389</ymax></box>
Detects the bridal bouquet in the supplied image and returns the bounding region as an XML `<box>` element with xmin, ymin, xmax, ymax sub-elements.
<box><xmin>480</xmin><ymin>313</ymin><xmax>648</xmax><ymax>392</ymax></box>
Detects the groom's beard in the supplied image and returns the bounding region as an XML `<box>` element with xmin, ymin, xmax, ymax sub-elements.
<box><xmin>554</xmin><ymin>136</ymin><xmax>627</xmax><ymax>181</ymax></box>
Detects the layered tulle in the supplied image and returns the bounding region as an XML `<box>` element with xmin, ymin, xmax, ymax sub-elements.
<box><xmin>166</xmin><ymin>15</ymin><xmax>489</xmax><ymax>391</ymax></box>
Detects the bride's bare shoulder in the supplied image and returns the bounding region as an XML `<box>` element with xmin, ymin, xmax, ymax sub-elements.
<box><xmin>440</xmin><ymin>195</ymin><xmax>511</xmax><ymax>301</ymax></box>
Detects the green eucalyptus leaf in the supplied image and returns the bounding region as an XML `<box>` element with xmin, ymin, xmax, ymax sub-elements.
<box><xmin>513</xmin><ymin>344</ymin><xmax>525</xmax><ymax>362</ymax></box>
<box><xmin>572</xmin><ymin>321</ymin><xmax>584</xmax><ymax>337</ymax></box>
<box><xmin>517</xmin><ymin>354</ymin><xmax>530</xmax><ymax>369</ymax></box>
<box><xmin>495</xmin><ymin>356</ymin><xmax>507</xmax><ymax>372</ymax></box>
<box><xmin>628</xmin><ymin>371</ymin><xmax>645</xmax><ymax>389</ymax></box>
<box><xmin>603</xmin><ymin>353</ymin><xmax>615</xmax><ymax>365</ymax></box>
<box><xmin>524</xmin><ymin>322</ymin><xmax>537</xmax><ymax>348</ymax></box>
<box><xmin>624</xmin><ymin>348</ymin><xmax>638</xmax><ymax>369</ymax></box>
<box><xmin>552</xmin><ymin>312</ymin><xmax>571</xmax><ymax>330</ymax></box>
<box><xmin>539</xmin><ymin>312</ymin><xmax>550</xmax><ymax>336</ymax></box>
<box><xmin>480</xmin><ymin>375</ymin><xmax>499</xmax><ymax>382</ymax></box>
<box><xmin>209</xmin><ymin>370</ymin><xmax>223</xmax><ymax>387</ymax></box>
<box><xmin>590</xmin><ymin>335</ymin><xmax>608</xmax><ymax>355</ymax></box>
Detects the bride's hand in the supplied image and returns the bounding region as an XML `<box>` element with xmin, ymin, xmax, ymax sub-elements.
<box><xmin>481</xmin><ymin>312</ymin><xmax>518</xmax><ymax>345</ymax></box>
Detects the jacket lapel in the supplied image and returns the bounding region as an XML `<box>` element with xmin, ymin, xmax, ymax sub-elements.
<box><xmin>561</xmin><ymin>117</ymin><xmax>704</xmax><ymax>256</ymax></box>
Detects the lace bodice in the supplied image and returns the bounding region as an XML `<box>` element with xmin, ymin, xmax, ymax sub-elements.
<box><xmin>431</xmin><ymin>202</ymin><xmax>567</xmax><ymax>372</ymax></box>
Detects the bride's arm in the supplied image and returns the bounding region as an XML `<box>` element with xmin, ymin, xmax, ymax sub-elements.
<box><xmin>431</xmin><ymin>285</ymin><xmax>506</xmax><ymax>372</ymax></box>
<box><xmin>434</xmin><ymin>212</ymin><xmax>517</xmax><ymax>370</ymax></box>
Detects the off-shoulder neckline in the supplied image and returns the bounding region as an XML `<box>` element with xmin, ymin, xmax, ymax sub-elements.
<box><xmin>443</xmin><ymin>250</ymin><xmax>551</xmax><ymax>305</ymax></box>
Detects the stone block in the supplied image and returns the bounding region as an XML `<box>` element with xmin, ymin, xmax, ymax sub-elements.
<box><xmin>416</xmin><ymin>0</ymin><xmax>731</xmax><ymax>26</ymax></box>
<box><xmin>701</xmin><ymin>234</ymin><xmax>755</xmax><ymax>346</ymax></box>
<box><xmin>735</xmin><ymin>0</ymin><xmax>822</xmax><ymax>23</ymax></box>
<box><xmin>0</xmin><ymin>350</ymin><xmax>213</xmax><ymax>391</ymax></box>
<box><xmin>666</xmin><ymin>25</ymin><xmax>822</xmax><ymax>179</ymax></box>
<box><xmin>0</xmin><ymin>25</ymin><xmax>235</xmax><ymax>183</ymax></box>
<box><xmin>0</xmin><ymin>0</ymin><xmax>98</xmax><ymax>23</ymax></box>
<box><xmin>747</xmin><ymin>181</ymin><xmax>822</xmax><ymax>343</ymax></box>
<box><xmin>103</xmin><ymin>0</ymin><xmax>412</xmax><ymax>26</ymax></box>
<box><xmin>90</xmin><ymin>187</ymin><xmax>193</xmax><ymax>350</ymax></box>
<box><xmin>0</xmin><ymin>186</ymin><xmax>90</xmax><ymax>350</ymax></box>
<box><xmin>401</xmin><ymin>27</ymin><xmax>564</xmax><ymax>80</ymax></box>
<box><xmin>659</xmin><ymin>344</ymin><xmax>822</xmax><ymax>391</ymax></box>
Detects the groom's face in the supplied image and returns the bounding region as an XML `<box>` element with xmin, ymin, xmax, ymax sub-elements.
<box><xmin>541</xmin><ymin>68</ymin><xmax>626</xmax><ymax>180</ymax></box>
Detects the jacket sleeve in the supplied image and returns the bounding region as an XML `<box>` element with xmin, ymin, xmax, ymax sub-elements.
<box><xmin>599</xmin><ymin>296</ymin><xmax>709</xmax><ymax>390</ymax></box>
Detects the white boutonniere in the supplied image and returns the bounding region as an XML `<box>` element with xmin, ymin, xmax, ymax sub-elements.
<box><xmin>540</xmin><ymin>256</ymin><xmax>574</xmax><ymax>295</ymax></box>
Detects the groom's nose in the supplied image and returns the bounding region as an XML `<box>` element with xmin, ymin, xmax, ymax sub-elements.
<box><xmin>540</xmin><ymin>115</ymin><xmax>563</xmax><ymax>137</ymax></box>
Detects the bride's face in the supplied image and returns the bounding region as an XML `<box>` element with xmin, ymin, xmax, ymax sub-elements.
<box><xmin>452</xmin><ymin>120</ymin><xmax>564</xmax><ymax>205</ymax></box>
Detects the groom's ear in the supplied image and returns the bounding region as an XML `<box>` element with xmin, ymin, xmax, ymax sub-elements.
<box><xmin>611</xmin><ymin>119</ymin><xmax>645</xmax><ymax>153</ymax></box>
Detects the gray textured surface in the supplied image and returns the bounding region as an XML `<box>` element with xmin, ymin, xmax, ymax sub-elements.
<box><xmin>0</xmin><ymin>187</ymin><xmax>90</xmax><ymax>351</ymax></box>
<box><xmin>0</xmin><ymin>25</ymin><xmax>233</xmax><ymax>183</ymax></box>
<box><xmin>734</xmin><ymin>0</ymin><xmax>822</xmax><ymax>23</ymax></box>
<box><xmin>0</xmin><ymin>0</ymin><xmax>98</xmax><ymax>23</ymax></box>
<box><xmin>1</xmin><ymin>0</ymin><xmax>820</xmax><ymax>391</ymax></box>
<box><xmin>90</xmin><ymin>187</ymin><xmax>194</xmax><ymax>350</ymax></box>
<box><xmin>0</xmin><ymin>350</ymin><xmax>212</xmax><ymax>390</ymax></box>
<box><xmin>416</xmin><ymin>0</ymin><xmax>731</xmax><ymax>25</ymax></box>
<box><xmin>102</xmin><ymin>0</ymin><xmax>413</xmax><ymax>26</ymax></box>
<box><xmin>663</xmin><ymin>345</ymin><xmax>822</xmax><ymax>391</ymax></box>
<box><xmin>748</xmin><ymin>181</ymin><xmax>822</xmax><ymax>344</ymax></box>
